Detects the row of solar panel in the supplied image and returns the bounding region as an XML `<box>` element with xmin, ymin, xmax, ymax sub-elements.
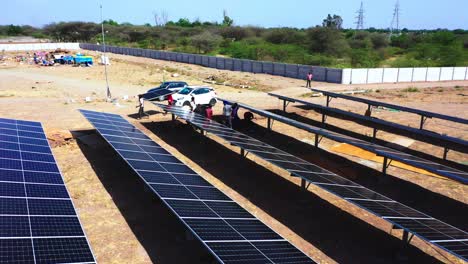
<box><xmin>223</xmin><ymin>96</ymin><xmax>468</xmax><ymax>184</ymax></box>
<box><xmin>0</xmin><ymin>117</ymin><xmax>96</xmax><ymax>264</ymax></box>
<box><xmin>268</xmin><ymin>93</ymin><xmax>468</xmax><ymax>154</ymax></box>
<box><xmin>310</xmin><ymin>88</ymin><xmax>468</xmax><ymax>125</ymax></box>
<box><xmin>155</xmin><ymin>103</ymin><xmax>468</xmax><ymax>262</ymax></box>
<box><xmin>80</xmin><ymin>109</ymin><xmax>315</xmax><ymax>264</ymax></box>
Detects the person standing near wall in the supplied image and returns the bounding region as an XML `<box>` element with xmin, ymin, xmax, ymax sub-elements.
<box><xmin>306</xmin><ymin>72</ymin><xmax>313</xmax><ymax>88</ymax></box>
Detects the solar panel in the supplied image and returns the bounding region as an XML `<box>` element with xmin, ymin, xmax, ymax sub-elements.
<box><xmin>79</xmin><ymin>109</ymin><xmax>315</xmax><ymax>264</ymax></box>
<box><xmin>142</xmin><ymin>88</ymin><xmax>175</xmax><ymax>101</ymax></box>
<box><xmin>224</xmin><ymin>96</ymin><xmax>468</xmax><ymax>185</ymax></box>
<box><xmin>0</xmin><ymin>117</ymin><xmax>96</xmax><ymax>264</ymax></box>
<box><xmin>310</xmin><ymin>88</ymin><xmax>468</xmax><ymax>125</ymax></box>
<box><xmin>154</xmin><ymin>103</ymin><xmax>468</xmax><ymax>262</ymax></box>
<box><xmin>268</xmin><ymin>93</ymin><xmax>468</xmax><ymax>155</ymax></box>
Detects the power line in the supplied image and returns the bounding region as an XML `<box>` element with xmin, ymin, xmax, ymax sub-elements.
<box><xmin>355</xmin><ymin>1</ymin><xmax>365</xmax><ymax>30</ymax></box>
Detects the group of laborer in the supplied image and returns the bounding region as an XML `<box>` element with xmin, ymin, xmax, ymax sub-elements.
<box><xmin>136</xmin><ymin>94</ymin><xmax>242</xmax><ymax>128</ymax></box>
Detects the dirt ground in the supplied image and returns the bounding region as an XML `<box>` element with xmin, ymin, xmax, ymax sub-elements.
<box><xmin>0</xmin><ymin>50</ymin><xmax>467</xmax><ymax>264</ymax></box>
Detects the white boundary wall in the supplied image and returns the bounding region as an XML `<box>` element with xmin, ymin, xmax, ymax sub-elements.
<box><xmin>342</xmin><ymin>67</ymin><xmax>468</xmax><ymax>84</ymax></box>
<box><xmin>0</xmin><ymin>43</ymin><xmax>80</xmax><ymax>51</ymax></box>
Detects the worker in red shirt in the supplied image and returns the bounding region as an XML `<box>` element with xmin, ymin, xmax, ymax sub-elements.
<box><xmin>205</xmin><ymin>105</ymin><xmax>213</xmax><ymax>119</ymax></box>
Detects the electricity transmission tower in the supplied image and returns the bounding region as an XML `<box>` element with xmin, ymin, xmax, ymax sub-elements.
<box><xmin>390</xmin><ymin>0</ymin><xmax>401</xmax><ymax>36</ymax></box>
<box><xmin>355</xmin><ymin>1</ymin><xmax>365</xmax><ymax>30</ymax></box>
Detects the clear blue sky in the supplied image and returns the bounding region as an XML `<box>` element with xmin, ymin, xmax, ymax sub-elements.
<box><xmin>2</xmin><ymin>0</ymin><xmax>467</xmax><ymax>29</ymax></box>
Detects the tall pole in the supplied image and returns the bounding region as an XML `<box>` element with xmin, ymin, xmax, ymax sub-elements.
<box><xmin>355</xmin><ymin>1</ymin><xmax>364</xmax><ymax>30</ymax></box>
<box><xmin>101</xmin><ymin>5</ymin><xmax>111</xmax><ymax>101</ymax></box>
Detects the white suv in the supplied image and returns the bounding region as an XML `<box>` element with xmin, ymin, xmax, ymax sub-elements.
<box><xmin>172</xmin><ymin>86</ymin><xmax>217</xmax><ymax>110</ymax></box>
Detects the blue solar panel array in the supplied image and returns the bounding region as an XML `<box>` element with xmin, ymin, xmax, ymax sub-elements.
<box><xmin>0</xmin><ymin>117</ymin><xmax>96</xmax><ymax>264</ymax></box>
<box><xmin>79</xmin><ymin>109</ymin><xmax>315</xmax><ymax>264</ymax></box>
<box><xmin>226</xmin><ymin>96</ymin><xmax>468</xmax><ymax>185</ymax></box>
<box><xmin>154</xmin><ymin>103</ymin><xmax>468</xmax><ymax>262</ymax></box>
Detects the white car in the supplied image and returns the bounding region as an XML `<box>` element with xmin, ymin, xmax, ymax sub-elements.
<box><xmin>172</xmin><ymin>86</ymin><xmax>217</xmax><ymax>110</ymax></box>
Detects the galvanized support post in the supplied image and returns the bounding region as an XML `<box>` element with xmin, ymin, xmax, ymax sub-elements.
<box><xmin>283</xmin><ymin>100</ymin><xmax>287</xmax><ymax>112</ymax></box>
<box><xmin>419</xmin><ymin>115</ymin><xmax>427</xmax><ymax>130</ymax></box>
<box><xmin>314</xmin><ymin>134</ymin><xmax>319</xmax><ymax>148</ymax></box>
<box><xmin>267</xmin><ymin>117</ymin><xmax>272</xmax><ymax>130</ymax></box>
<box><xmin>383</xmin><ymin>157</ymin><xmax>388</xmax><ymax>176</ymax></box>
<box><xmin>443</xmin><ymin>148</ymin><xmax>449</xmax><ymax>160</ymax></box>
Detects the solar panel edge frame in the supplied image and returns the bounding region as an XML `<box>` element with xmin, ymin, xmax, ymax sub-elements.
<box><xmin>230</xmin><ymin>95</ymin><xmax>468</xmax><ymax>184</ymax></box>
<box><xmin>78</xmin><ymin>109</ymin><xmax>315</xmax><ymax>264</ymax></box>
<box><xmin>154</xmin><ymin>103</ymin><xmax>468</xmax><ymax>263</ymax></box>
<box><xmin>37</xmin><ymin>122</ymin><xmax>98</xmax><ymax>264</ymax></box>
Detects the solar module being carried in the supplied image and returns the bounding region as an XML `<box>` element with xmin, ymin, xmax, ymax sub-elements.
<box><xmin>142</xmin><ymin>88</ymin><xmax>176</xmax><ymax>101</ymax></box>
<box><xmin>0</xmin><ymin>117</ymin><xmax>96</xmax><ymax>264</ymax></box>
<box><xmin>153</xmin><ymin>103</ymin><xmax>468</xmax><ymax>262</ymax></box>
<box><xmin>221</xmin><ymin>97</ymin><xmax>468</xmax><ymax>185</ymax></box>
<box><xmin>79</xmin><ymin>109</ymin><xmax>315</xmax><ymax>264</ymax></box>
<box><xmin>267</xmin><ymin>93</ymin><xmax>468</xmax><ymax>159</ymax></box>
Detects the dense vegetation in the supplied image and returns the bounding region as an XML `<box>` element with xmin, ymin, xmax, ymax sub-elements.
<box><xmin>1</xmin><ymin>14</ymin><xmax>467</xmax><ymax>68</ymax></box>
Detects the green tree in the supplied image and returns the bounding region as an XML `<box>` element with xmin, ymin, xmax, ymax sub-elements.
<box><xmin>191</xmin><ymin>32</ymin><xmax>222</xmax><ymax>53</ymax></box>
<box><xmin>222</xmin><ymin>10</ymin><xmax>234</xmax><ymax>27</ymax></box>
<box><xmin>307</xmin><ymin>27</ymin><xmax>349</xmax><ymax>56</ymax></box>
<box><xmin>7</xmin><ymin>25</ymin><xmax>23</xmax><ymax>36</ymax></box>
<box><xmin>322</xmin><ymin>14</ymin><xmax>343</xmax><ymax>30</ymax></box>
<box><xmin>103</xmin><ymin>19</ymin><xmax>119</xmax><ymax>26</ymax></box>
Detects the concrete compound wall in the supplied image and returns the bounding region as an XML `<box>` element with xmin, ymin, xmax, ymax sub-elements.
<box><xmin>79</xmin><ymin>43</ymin><xmax>343</xmax><ymax>83</ymax></box>
<box><xmin>0</xmin><ymin>43</ymin><xmax>80</xmax><ymax>51</ymax></box>
<box><xmin>342</xmin><ymin>67</ymin><xmax>468</xmax><ymax>84</ymax></box>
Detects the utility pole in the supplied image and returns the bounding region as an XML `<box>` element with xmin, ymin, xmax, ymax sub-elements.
<box><xmin>390</xmin><ymin>0</ymin><xmax>401</xmax><ymax>36</ymax></box>
<box><xmin>100</xmin><ymin>4</ymin><xmax>112</xmax><ymax>101</ymax></box>
<box><xmin>355</xmin><ymin>1</ymin><xmax>365</xmax><ymax>30</ymax></box>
